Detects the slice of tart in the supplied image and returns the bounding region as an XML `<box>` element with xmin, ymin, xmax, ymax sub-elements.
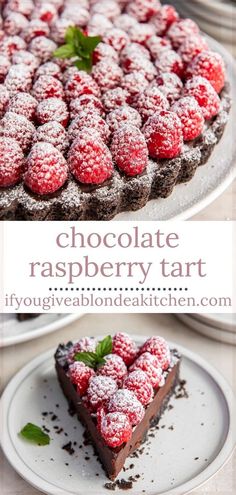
<box><xmin>55</xmin><ymin>333</ymin><xmax>180</xmax><ymax>480</ymax></box>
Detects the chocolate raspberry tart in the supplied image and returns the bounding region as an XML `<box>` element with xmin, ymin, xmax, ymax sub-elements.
<box><xmin>0</xmin><ymin>0</ymin><xmax>231</xmax><ymax>220</ymax></box>
<box><xmin>55</xmin><ymin>333</ymin><xmax>181</xmax><ymax>480</ymax></box>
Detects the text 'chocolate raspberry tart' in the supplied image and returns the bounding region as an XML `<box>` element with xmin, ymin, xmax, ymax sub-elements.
<box><xmin>55</xmin><ymin>333</ymin><xmax>181</xmax><ymax>480</ymax></box>
<box><xmin>0</xmin><ymin>0</ymin><xmax>231</xmax><ymax>220</ymax></box>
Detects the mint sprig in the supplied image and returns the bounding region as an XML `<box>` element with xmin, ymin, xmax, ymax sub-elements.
<box><xmin>53</xmin><ymin>26</ymin><xmax>101</xmax><ymax>73</ymax></box>
<box><xmin>19</xmin><ymin>423</ymin><xmax>50</xmax><ymax>446</ymax></box>
<box><xmin>74</xmin><ymin>335</ymin><xmax>113</xmax><ymax>369</ymax></box>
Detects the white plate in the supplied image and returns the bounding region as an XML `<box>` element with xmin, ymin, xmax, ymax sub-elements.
<box><xmin>1</xmin><ymin>337</ymin><xmax>236</xmax><ymax>495</ymax></box>
<box><xmin>0</xmin><ymin>314</ymin><xmax>83</xmax><ymax>347</ymax></box>
<box><xmin>191</xmin><ymin>313</ymin><xmax>236</xmax><ymax>333</ymax></box>
<box><xmin>115</xmin><ymin>37</ymin><xmax>236</xmax><ymax>221</ymax></box>
<box><xmin>177</xmin><ymin>314</ymin><xmax>236</xmax><ymax>345</ymax></box>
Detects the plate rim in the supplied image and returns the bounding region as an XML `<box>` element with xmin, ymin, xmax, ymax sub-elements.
<box><xmin>176</xmin><ymin>314</ymin><xmax>236</xmax><ymax>345</ymax></box>
<box><xmin>1</xmin><ymin>336</ymin><xmax>236</xmax><ymax>495</ymax></box>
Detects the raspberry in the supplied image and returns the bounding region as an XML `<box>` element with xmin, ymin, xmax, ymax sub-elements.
<box><xmin>123</xmin><ymin>55</ymin><xmax>156</xmax><ymax>82</ymax></box>
<box><xmin>186</xmin><ymin>50</ymin><xmax>225</xmax><ymax>94</ymax></box>
<box><xmin>112</xmin><ymin>333</ymin><xmax>137</xmax><ymax>366</ymax></box>
<box><xmin>0</xmin><ymin>55</ymin><xmax>10</xmax><ymax>83</ymax></box>
<box><xmin>114</xmin><ymin>14</ymin><xmax>137</xmax><ymax>32</ymax></box>
<box><xmin>12</xmin><ymin>50</ymin><xmax>40</xmax><ymax>73</ymax></box>
<box><xmin>87</xmin><ymin>375</ymin><xmax>118</xmax><ymax>409</ymax></box>
<box><xmin>0</xmin><ymin>85</ymin><xmax>9</xmax><ymax>117</ymax></box>
<box><xmin>61</xmin><ymin>6</ymin><xmax>90</xmax><ymax>27</ymax></box>
<box><xmin>6</xmin><ymin>0</ymin><xmax>34</xmax><ymax>17</ymax></box>
<box><xmin>178</xmin><ymin>34</ymin><xmax>209</xmax><ymax>66</ymax></box>
<box><xmin>65</xmin><ymin>71</ymin><xmax>101</xmax><ymax>101</ymax></box>
<box><xmin>155</xmin><ymin>72</ymin><xmax>183</xmax><ymax>103</ymax></box>
<box><xmin>32</xmin><ymin>3</ymin><xmax>57</xmax><ymax>24</ymax></box>
<box><xmin>21</xmin><ymin>19</ymin><xmax>50</xmax><ymax>43</ymax></box>
<box><xmin>121</xmin><ymin>72</ymin><xmax>149</xmax><ymax>104</ymax></box>
<box><xmin>140</xmin><ymin>336</ymin><xmax>171</xmax><ymax>370</ymax></box>
<box><xmin>146</xmin><ymin>35</ymin><xmax>171</xmax><ymax>60</ymax></box>
<box><xmin>62</xmin><ymin>66</ymin><xmax>78</xmax><ymax>84</ymax></box>
<box><xmin>29</xmin><ymin>36</ymin><xmax>57</xmax><ymax>62</ymax></box>
<box><xmin>103</xmin><ymin>28</ymin><xmax>129</xmax><ymax>52</ymax></box>
<box><xmin>24</xmin><ymin>142</ymin><xmax>68</xmax><ymax>195</ymax></box>
<box><xmin>107</xmin><ymin>106</ymin><xmax>142</xmax><ymax>133</ymax></box>
<box><xmin>93</xmin><ymin>42</ymin><xmax>119</xmax><ymax>64</ymax></box>
<box><xmin>152</xmin><ymin>5</ymin><xmax>179</xmax><ymax>36</ymax></box>
<box><xmin>88</xmin><ymin>14</ymin><xmax>113</xmax><ymax>37</ymax></box>
<box><xmin>67</xmin><ymin>337</ymin><xmax>97</xmax><ymax>363</ymax></box>
<box><xmin>0</xmin><ymin>35</ymin><xmax>26</xmax><ymax>57</ymax></box>
<box><xmin>70</xmin><ymin>94</ymin><xmax>104</xmax><ymax>119</ymax></box>
<box><xmin>129</xmin><ymin>22</ymin><xmax>155</xmax><ymax>45</ymax></box>
<box><xmin>92</xmin><ymin>60</ymin><xmax>123</xmax><ymax>93</ymax></box>
<box><xmin>91</xmin><ymin>1</ymin><xmax>121</xmax><ymax>21</ymax></box>
<box><xmin>36</xmin><ymin>97</ymin><xmax>69</xmax><ymax>126</ymax></box>
<box><xmin>155</xmin><ymin>50</ymin><xmax>184</xmax><ymax>78</ymax></box>
<box><xmin>127</xmin><ymin>0</ymin><xmax>161</xmax><ymax>22</ymax></box>
<box><xmin>183</xmin><ymin>76</ymin><xmax>220</xmax><ymax>120</ymax></box>
<box><xmin>135</xmin><ymin>86</ymin><xmax>169</xmax><ymax>122</ymax></box>
<box><xmin>4</xmin><ymin>12</ymin><xmax>28</xmax><ymax>35</ymax></box>
<box><xmin>107</xmin><ymin>389</ymin><xmax>145</xmax><ymax>426</ymax></box>
<box><xmin>1</xmin><ymin>111</ymin><xmax>34</xmax><ymax>151</ymax></box>
<box><xmin>143</xmin><ymin>110</ymin><xmax>183</xmax><ymax>159</ymax></box>
<box><xmin>68</xmin><ymin>361</ymin><xmax>95</xmax><ymax>396</ymax></box>
<box><xmin>9</xmin><ymin>92</ymin><xmax>37</xmax><ymax>120</ymax></box>
<box><xmin>167</xmin><ymin>19</ymin><xmax>199</xmax><ymax>49</ymax></box>
<box><xmin>0</xmin><ymin>137</ymin><xmax>24</xmax><ymax>187</ymax></box>
<box><xmin>130</xmin><ymin>352</ymin><xmax>163</xmax><ymax>388</ymax></box>
<box><xmin>51</xmin><ymin>17</ymin><xmax>74</xmax><ymax>44</ymax></box>
<box><xmin>98</xmin><ymin>354</ymin><xmax>127</xmax><ymax>386</ymax></box>
<box><xmin>100</xmin><ymin>412</ymin><xmax>132</xmax><ymax>448</ymax></box>
<box><xmin>35</xmin><ymin>61</ymin><xmax>62</xmax><ymax>81</ymax></box>
<box><xmin>68</xmin><ymin>130</ymin><xmax>114</xmax><ymax>184</ymax></box>
<box><xmin>33</xmin><ymin>75</ymin><xmax>64</xmax><ymax>101</ymax></box>
<box><xmin>33</xmin><ymin>121</ymin><xmax>69</xmax><ymax>152</ymax></box>
<box><xmin>121</xmin><ymin>43</ymin><xmax>151</xmax><ymax>64</ymax></box>
<box><xmin>111</xmin><ymin>124</ymin><xmax>148</xmax><ymax>177</ymax></box>
<box><xmin>123</xmin><ymin>370</ymin><xmax>154</xmax><ymax>406</ymax></box>
<box><xmin>171</xmin><ymin>96</ymin><xmax>204</xmax><ymax>141</ymax></box>
<box><xmin>68</xmin><ymin>113</ymin><xmax>110</xmax><ymax>143</ymax></box>
<box><xmin>102</xmin><ymin>87</ymin><xmax>128</xmax><ymax>113</ymax></box>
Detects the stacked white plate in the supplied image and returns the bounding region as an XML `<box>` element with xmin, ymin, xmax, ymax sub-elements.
<box><xmin>167</xmin><ymin>0</ymin><xmax>236</xmax><ymax>55</ymax></box>
<box><xmin>177</xmin><ymin>314</ymin><xmax>236</xmax><ymax>345</ymax></box>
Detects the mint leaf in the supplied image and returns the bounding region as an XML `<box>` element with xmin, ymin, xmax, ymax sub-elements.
<box><xmin>74</xmin><ymin>351</ymin><xmax>97</xmax><ymax>368</ymax></box>
<box><xmin>19</xmin><ymin>423</ymin><xmax>50</xmax><ymax>446</ymax></box>
<box><xmin>65</xmin><ymin>26</ymin><xmax>78</xmax><ymax>45</ymax></box>
<box><xmin>74</xmin><ymin>57</ymin><xmax>92</xmax><ymax>72</ymax></box>
<box><xmin>54</xmin><ymin>44</ymin><xmax>75</xmax><ymax>59</ymax></box>
<box><xmin>53</xmin><ymin>26</ymin><xmax>101</xmax><ymax>73</ymax></box>
<box><xmin>96</xmin><ymin>336</ymin><xmax>113</xmax><ymax>359</ymax></box>
<box><xmin>80</xmin><ymin>34</ymin><xmax>102</xmax><ymax>54</ymax></box>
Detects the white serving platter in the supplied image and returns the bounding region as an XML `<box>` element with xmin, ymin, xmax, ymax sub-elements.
<box><xmin>177</xmin><ymin>314</ymin><xmax>236</xmax><ymax>346</ymax></box>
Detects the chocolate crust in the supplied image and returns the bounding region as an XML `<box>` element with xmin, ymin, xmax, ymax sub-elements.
<box><xmin>0</xmin><ymin>85</ymin><xmax>231</xmax><ymax>221</ymax></box>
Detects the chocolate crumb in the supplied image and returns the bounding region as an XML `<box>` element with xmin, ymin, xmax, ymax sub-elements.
<box><xmin>51</xmin><ymin>414</ymin><xmax>58</xmax><ymax>421</ymax></box>
<box><xmin>85</xmin><ymin>456</ymin><xmax>90</xmax><ymax>461</ymax></box>
<box><xmin>194</xmin><ymin>457</ymin><xmax>199</xmax><ymax>461</ymax></box>
<box><xmin>42</xmin><ymin>412</ymin><xmax>48</xmax><ymax>417</ymax></box>
<box><xmin>62</xmin><ymin>442</ymin><xmax>75</xmax><ymax>456</ymax></box>
<box><xmin>168</xmin><ymin>425</ymin><xmax>174</xmax><ymax>430</ymax></box>
<box><xmin>117</xmin><ymin>479</ymin><xmax>133</xmax><ymax>490</ymax></box>
<box><xmin>104</xmin><ymin>482</ymin><xmax>116</xmax><ymax>491</ymax></box>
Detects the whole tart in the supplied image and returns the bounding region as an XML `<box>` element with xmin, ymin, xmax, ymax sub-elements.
<box><xmin>55</xmin><ymin>333</ymin><xmax>181</xmax><ymax>480</ymax></box>
<box><xmin>0</xmin><ymin>0</ymin><xmax>231</xmax><ymax>220</ymax></box>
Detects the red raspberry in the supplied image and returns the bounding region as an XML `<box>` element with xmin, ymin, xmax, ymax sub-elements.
<box><xmin>140</xmin><ymin>336</ymin><xmax>171</xmax><ymax>370</ymax></box>
<box><xmin>114</xmin><ymin>13</ymin><xmax>137</xmax><ymax>32</ymax></box>
<box><xmin>12</xmin><ymin>50</ymin><xmax>39</xmax><ymax>74</ymax></box>
<box><xmin>98</xmin><ymin>354</ymin><xmax>127</xmax><ymax>386</ymax></box>
<box><xmin>171</xmin><ymin>96</ymin><xmax>204</xmax><ymax>141</ymax></box>
<box><xmin>127</xmin><ymin>0</ymin><xmax>161</xmax><ymax>22</ymax></box>
<box><xmin>152</xmin><ymin>5</ymin><xmax>179</xmax><ymax>36</ymax></box>
<box><xmin>0</xmin><ymin>137</ymin><xmax>24</xmax><ymax>187</ymax></box>
<box><xmin>0</xmin><ymin>85</ymin><xmax>9</xmax><ymax>117</ymax></box>
<box><xmin>70</xmin><ymin>94</ymin><xmax>104</xmax><ymax>119</ymax></box>
<box><xmin>102</xmin><ymin>87</ymin><xmax>128</xmax><ymax>113</ymax></box>
<box><xmin>128</xmin><ymin>22</ymin><xmax>155</xmax><ymax>45</ymax></box>
<box><xmin>107</xmin><ymin>106</ymin><xmax>142</xmax><ymax>133</ymax></box>
<box><xmin>67</xmin><ymin>337</ymin><xmax>97</xmax><ymax>364</ymax></box>
<box><xmin>167</xmin><ymin>19</ymin><xmax>199</xmax><ymax>49</ymax></box>
<box><xmin>24</xmin><ymin>142</ymin><xmax>68</xmax><ymax>195</ymax></box>
<box><xmin>123</xmin><ymin>55</ymin><xmax>157</xmax><ymax>82</ymax></box>
<box><xmin>32</xmin><ymin>3</ymin><xmax>57</xmax><ymax>24</ymax></box>
<box><xmin>36</xmin><ymin>98</ymin><xmax>69</xmax><ymax>127</ymax></box>
<box><xmin>33</xmin><ymin>121</ymin><xmax>69</xmax><ymax>152</ymax></box>
<box><xmin>4</xmin><ymin>12</ymin><xmax>28</xmax><ymax>35</ymax></box>
<box><xmin>29</xmin><ymin>36</ymin><xmax>57</xmax><ymax>62</ymax></box>
<box><xmin>130</xmin><ymin>352</ymin><xmax>163</xmax><ymax>388</ymax></box>
<box><xmin>35</xmin><ymin>62</ymin><xmax>62</xmax><ymax>81</ymax></box>
<box><xmin>33</xmin><ymin>75</ymin><xmax>64</xmax><ymax>101</ymax></box>
<box><xmin>121</xmin><ymin>43</ymin><xmax>151</xmax><ymax>64</ymax></box>
<box><xmin>0</xmin><ymin>56</ymin><xmax>10</xmax><ymax>83</ymax></box>
<box><xmin>1</xmin><ymin>111</ymin><xmax>34</xmax><ymax>151</ymax></box>
<box><xmin>135</xmin><ymin>86</ymin><xmax>169</xmax><ymax>122</ymax></box>
<box><xmin>155</xmin><ymin>49</ymin><xmax>184</xmax><ymax>78</ymax></box>
<box><xmin>96</xmin><ymin>405</ymin><xmax>106</xmax><ymax>431</ymax></box>
<box><xmin>92</xmin><ymin>60</ymin><xmax>123</xmax><ymax>93</ymax></box>
<box><xmin>68</xmin><ymin>130</ymin><xmax>114</xmax><ymax>185</ymax></box>
<box><xmin>111</xmin><ymin>124</ymin><xmax>148</xmax><ymax>177</ymax></box>
<box><xmin>68</xmin><ymin>113</ymin><xmax>110</xmax><ymax>143</ymax></box>
<box><xmin>123</xmin><ymin>370</ymin><xmax>154</xmax><ymax>406</ymax></box>
<box><xmin>88</xmin><ymin>14</ymin><xmax>113</xmax><ymax>38</ymax></box>
<box><xmin>9</xmin><ymin>92</ymin><xmax>37</xmax><ymax>120</ymax></box>
<box><xmin>61</xmin><ymin>6</ymin><xmax>90</xmax><ymax>27</ymax></box>
<box><xmin>5</xmin><ymin>63</ymin><xmax>32</xmax><ymax>95</ymax></box>
<box><xmin>155</xmin><ymin>72</ymin><xmax>183</xmax><ymax>103</ymax></box>
<box><xmin>7</xmin><ymin>0</ymin><xmax>34</xmax><ymax>17</ymax></box>
<box><xmin>100</xmin><ymin>412</ymin><xmax>132</xmax><ymax>448</ymax></box>
<box><xmin>87</xmin><ymin>375</ymin><xmax>118</xmax><ymax>409</ymax></box>
<box><xmin>112</xmin><ymin>333</ymin><xmax>137</xmax><ymax>366</ymax></box>
<box><xmin>68</xmin><ymin>361</ymin><xmax>95</xmax><ymax>396</ymax></box>
<box><xmin>146</xmin><ymin>35</ymin><xmax>171</xmax><ymax>60</ymax></box>
<box><xmin>183</xmin><ymin>76</ymin><xmax>220</xmax><ymax>120</ymax></box>
<box><xmin>143</xmin><ymin>110</ymin><xmax>183</xmax><ymax>159</ymax></box>
<box><xmin>62</xmin><ymin>66</ymin><xmax>78</xmax><ymax>84</ymax></box>
<box><xmin>21</xmin><ymin>20</ymin><xmax>50</xmax><ymax>43</ymax></box>
<box><xmin>178</xmin><ymin>34</ymin><xmax>209</xmax><ymax>66</ymax></box>
<box><xmin>0</xmin><ymin>35</ymin><xmax>26</xmax><ymax>57</ymax></box>
<box><xmin>91</xmin><ymin>0</ymin><xmax>121</xmax><ymax>21</ymax></box>
<box><xmin>93</xmin><ymin>42</ymin><xmax>119</xmax><ymax>64</ymax></box>
<box><xmin>103</xmin><ymin>28</ymin><xmax>129</xmax><ymax>52</ymax></box>
<box><xmin>65</xmin><ymin>71</ymin><xmax>101</xmax><ymax>101</ymax></box>
<box><xmin>186</xmin><ymin>50</ymin><xmax>225</xmax><ymax>94</ymax></box>
<box><xmin>121</xmin><ymin>72</ymin><xmax>149</xmax><ymax>104</ymax></box>
<box><xmin>107</xmin><ymin>389</ymin><xmax>144</xmax><ymax>426</ymax></box>
<box><xmin>51</xmin><ymin>17</ymin><xmax>74</xmax><ymax>44</ymax></box>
